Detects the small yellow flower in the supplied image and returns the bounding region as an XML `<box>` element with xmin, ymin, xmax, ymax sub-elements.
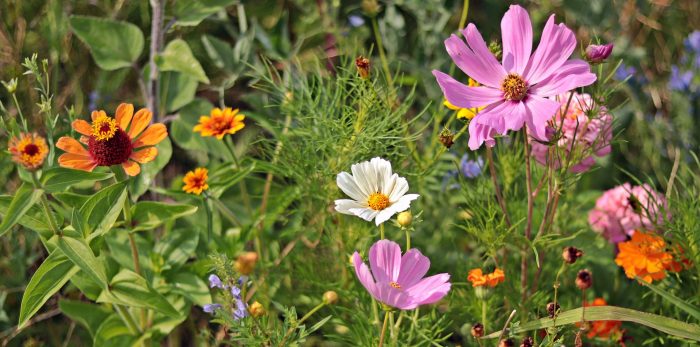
<box><xmin>193</xmin><ymin>107</ymin><xmax>245</xmax><ymax>139</ymax></box>
<box><xmin>182</xmin><ymin>168</ymin><xmax>209</xmax><ymax>195</ymax></box>
<box><xmin>249</xmin><ymin>301</ymin><xmax>266</xmax><ymax>318</ymax></box>
<box><xmin>9</xmin><ymin>133</ymin><xmax>49</xmax><ymax>170</ymax></box>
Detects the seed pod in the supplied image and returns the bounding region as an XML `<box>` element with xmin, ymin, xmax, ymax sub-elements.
<box><xmin>520</xmin><ymin>336</ymin><xmax>534</xmax><ymax>347</ymax></box>
<box><xmin>439</xmin><ymin>129</ymin><xmax>454</xmax><ymax>149</ymax></box>
<box><xmin>562</xmin><ymin>246</ymin><xmax>584</xmax><ymax>264</ymax></box>
<box><xmin>546</xmin><ymin>302</ymin><xmax>560</xmax><ymax>318</ymax></box>
<box><xmin>576</xmin><ymin>269</ymin><xmax>593</xmax><ymax>290</ymax></box>
<box><xmin>471</xmin><ymin>323</ymin><xmax>484</xmax><ymax>338</ymax></box>
<box><xmin>499</xmin><ymin>338</ymin><xmax>514</xmax><ymax>347</ymax></box>
<box><xmin>355</xmin><ymin>56</ymin><xmax>371</xmax><ymax>79</ymax></box>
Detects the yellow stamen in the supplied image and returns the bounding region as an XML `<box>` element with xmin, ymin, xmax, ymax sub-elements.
<box><xmin>367</xmin><ymin>192</ymin><xmax>390</xmax><ymax>211</ymax></box>
<box><xmin>389</xmin><ymin>281</ymin><xmax>401</xmax><ymax>289</ymax></box>
<box><xmin>91</xmin><ymin>116</ymin><xmax>118</xmax><ymax>141</ymax></box>
<box><xmin>501</xmin><ymin>73</ymin><xmax>528</xmax><ymax>101</ymax></box>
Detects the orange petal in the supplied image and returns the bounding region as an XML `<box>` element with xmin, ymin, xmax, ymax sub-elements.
<box><xmin>130</xmin><ymin>147</ymin><xmax>158</xmax><ymax>164</ymax></box>
<box><xmin>127</xmin><ymin>108</ymin><xmax>153</xmax><ymax>139</ymax></box>
<box><xmin>132</xmin><ymin>124</ymin><xmax>167</xmax><ymax>148</ymax></box>
<box><xmin>58</xmin><ymin>153</ymin><xmax>97</xmax><ymax>172</ymax></box>
<box><xmin>72</xmin><ymin>119</ymin><xmax>93</xmax><ymax>136</ymax></box>
<box><xmin>91</xmin><ymin>110</ymin><xmax>106</xmax><ymax>122</ymax></box>
<box><xmin>56</xmin><ymin>136</ymin><xmax>89</xmax><ymax>156</ymax></box>
<box><xmin>80</xmin><ymin>136</ymin><xmax>90</xmax><ymax>145</ymax></box>
<box><xmin>122</xmin><ymin>160</ymin><xmax>141</xmax><ymax>176</ymax></box>
<box><xmin>115</xmin><ymin>103</ymin><xmax>134</xmax><ymax>130</ymax></box>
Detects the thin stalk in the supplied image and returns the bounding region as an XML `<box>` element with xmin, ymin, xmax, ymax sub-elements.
<box><xmin>378</xmin><ymin>310</ymin><xmax>390</xmax><ymax>347</ymax></box>
<box><xmin>31</xmin><ymin>172</ymin><xmax>60</xmax><ymax>235</ymax></box>
<box><xmin>482</xmin><ymin>300</ymin><xmax>487</xmax><ymax>332</ymax></box>
<box><xmin>224</xmin><ymin>136</ymin><xmax>253</xmax><ymax>216</ymax></box>
<box><xmin>114</xmin><ymin>305</ymin><xmax>141</xmax><ymax>335</ymax></box>
<box><xmin>211</xmin><ymin>196</ymin><xmax>243</xmax><ymax>227</ymax></box>
<box><xmin>497</xmin><ymin>310</ymin><xmax>517</xmax><ymax>345</ymax></box>
<box><xmin>485</xmin><ymin>147</ymin><xmax>511</xmax><ymax>227</ymax></box>
<box><xmin>203</xmin><ymin>195</ymin><xmax>214</xmax><ymax>244</ymax></box>
<box><xmin>379</xmin><ymin>223</ymin><xmax>385</xmax><ymax>240</ymax></box>
<box><xmin>236</xmin><ymin>3</ymin><xmax>247</xmax><ymax>33</ymax></box>
<box><xmin>11</xmin><ymin>93</ymin><xmax>29</xmax><ymax>132</ymax></box>
<box><xmin>148</xmin><ymin>0</ymin><xmax>164</xmax><ymax>120</ymax></box>
<box><xmin>371</xmin><ymin>17</ymin><xmax>393</xmax><ymax>89</ymax></box>
<box><xmin>522</xmin><ymin>131</ymin><xmax>534</xmax><ymax>301</ymax></box>
<box><xmin>279</xmin><ymin>302</ymin><xmax>326</xmax><ymax>347</ymax></box>
<box><xmin>404</xmin><ymin>228</ymin><xmax>410</xmax><ymax>250</ymax></box>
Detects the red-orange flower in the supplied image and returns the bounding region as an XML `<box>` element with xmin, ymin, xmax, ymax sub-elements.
<box><xmin>614</xmin><ymin>231</ymin><xmax>683</xmax><ymax>283</ymax></box>
<box><xmin>8</xmin><ymin>133</ymin><xmax>49</xmax><ymax>170</ymax></box>
<box><xmin>468</xmin><ymin>268</ymin><xmax>505</xmax><ymax>287</ymax></box>
<box><xmin>57</xmin><ymin>103</ymin><xmax>167</xmax><ymax>176</ymax></box>
<box><xmin>182</xmin><ymin>168</ymin><xmax>209</xmax><ymax>195</ymax></box>
<box><xmin>584</xmin><ymin>298</ymin><xmax>622</xmax><ymax>339</ymax></box>
<box><xmin>193</xmin><ymin>107</ymin><xmax>245</xmax><ymax>139</ymax></box>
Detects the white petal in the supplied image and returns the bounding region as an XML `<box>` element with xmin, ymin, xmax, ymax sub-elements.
<box><xmin>388</xmin><ymin>176</ymin><xmax>409</xmax><ymax>202</ymax></box>
<box><xmin>337</xmin><ymin>172</ymin><xmax>367</xmax><ymax>201</ymax></box>
<box><xmin>349</xmin><ymin>207</ymin><xmax>379</xmax><ymax>222</ymax></box>
<box><xmin>382</xmin><ymin>173</ymin><xmax>399</xmax><ymax>198</ymax></box>
<box><xmin>391</xmin><ymin>194</ymin><xmax>419</xmax><ymax>213</ymax></box>
<box><xmin>371</xmin><ymin>157</ymin><xmax>393</xmax><ymax>193</ymax></box>
<box><xmin>352</xmin><ymin>160</ymin><xmax>377</xmax><ymax>194</ymax></box>
<box><xmin>335</xmin><ymin>199</ymin><xmax>365</xmax><ymax>215</ymax></box>
<box><xmin>375</xmin><ymin>208</ymin><xmax>397</xmax><ymax>225</ymax></box>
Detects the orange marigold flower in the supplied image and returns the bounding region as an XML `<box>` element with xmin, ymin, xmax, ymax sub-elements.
<box><xmin>614</xmin><ymin>231</ymin><xmax>683</xmax><ymax>283</ymax></box>
<box><xmin>56</xmin><ymin>103</ymin><xmax>167</xmax><ymax>176</ymax></box>
<box><xmin>583</xmin><ymin>298</ymin><xmax>622</xmax><ymax>339</ymax></box>
<box><xmin>193</xmin><ymin>107</ymin><xmax>245</xmax><ymax>139</ymax></box>
<box><xmin>8</xmin><ymin>133</ymin><xmax>49</xmax><ymax>170</ymax></box>
<box><xmin>468</xmin><ymin>268</ymin><xmax>505</xmax><ymax>287</ymax></box>
<box><xmin>182</xmin><ymin>168</ymin><xmax>209</xmax><ymax>195</ymax></box>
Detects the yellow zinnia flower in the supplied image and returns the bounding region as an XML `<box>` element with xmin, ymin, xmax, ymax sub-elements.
<box><xmin>182</xmin><ymin>167</ymin><xmax>209</xmax><ymax>195</ymax></box>
<box><xmin>193</xmin><ymin>107</ymin><xmax>245</xmax><ymax>139</ymax></box>
<box><xmin>9</xmin><ymin>133</ymin><xmax>49</xmax><ymax>170</ymax></box>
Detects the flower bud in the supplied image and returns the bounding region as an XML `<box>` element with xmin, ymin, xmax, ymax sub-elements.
<box><xmin>499</xmin><ymin>338</ymin><xmax>514</xmax><ymax>347</ymax></box>
<box><xmin>488</xmin><ymin>41</ymin><xmax>502</xmax><ymax>61</ymax></box>
<box><xmin>471</xmin><ymin>322</ymin><xmax>484</xmax><ymax>338</ymax></box>
<box><xmin>234</xmin><ymin>252</ymin><xmax>259</xmax><ymax>275</ymax></box>
<box><xmin>323</xmin><ymin>290</ymin><xmax>339</xmax><ymax>305</ymax></box>
<box><xmin>439</xmin><ymin>129</ymin><xmax>454</xmax><ymax>149</ymax></box>
<box><xmin>562</xmin><ymin>246</ymin><xmax>584</xmax><ymax>264</ymax></box>
<box><xmin>585</xmin><ymin>43</ymin><xmax>613</xmax><ymax>64</ymax></box>
<box><xmin>361</xmin><ymin>0</ymin><xmax>381</xmax><ymax>17</ymax></box>
<box><xmin>576</xmin><ymin>269</ymin><xmax>592</xmax><ymax>290</ymax></box>
<box><xmin>2</xmin><ymin>78</ymin><xmax>18</xmax><ymax>93</ymax></box>
<box><xmin>355</xmin><ymin>56</ymin><xmax>371</xmax><ymax>79</ymax></box>
<box><xmin>397</xmin><ymin>211</ymin><xmax>412</xmax><ymax>228</ymax></box>
<box><xmin>546</xmin><ymin>302</ymin><xmax>560</xmax><ymax>318</ymax></box>
<box><xmin>249</xmin><ymin>301</ymin><xmax>266</xmax><ymax>318</ymax></box>
<box><xmin>520</xmin><ymin>336</ymin><xmax>534</xmax><ymax>347</ymax></box>
<box><xmin>474</xmin><ymin>286</ymin><xmax>493</xmax><ymax>300</ymax></box>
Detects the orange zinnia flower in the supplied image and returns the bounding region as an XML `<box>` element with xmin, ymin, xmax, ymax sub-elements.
<box><xmin>468</xmin><ymin>268</ymin><xmax>505</xmax><ymax>287</ymax></box>
<box><xmin>583</xmin><ymin>298</ymin><xmax>622</xmax><ymax>339</ymax></box>
<box><xmin>614</xmin><ymin>231</ymin><xmax>682</xmax><ymax>283</ymax></box>
<box><xmin>56</xmin><ymin>103</ymin><xmax>167</xmax><ymax>176</ymax></box>
<box><xmin>8</xmin><ymin>133</ymin><xmax>49</xmax><ymax>170</ymax></box>
<box><xmin>182</xmin><ymin>168</ymin><xmax>209</xmax><ymax>195</ymax></box>
<box><xmin>193</xmin><ymin>107</ymin><xmax>245</xmax><ymax>139</ymax></box>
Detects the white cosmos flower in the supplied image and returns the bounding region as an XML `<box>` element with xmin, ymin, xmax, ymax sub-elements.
<box><xmin>335</xmin><ymin>157</ymin><xmax>419</xmax><ymax>226</ymax></box>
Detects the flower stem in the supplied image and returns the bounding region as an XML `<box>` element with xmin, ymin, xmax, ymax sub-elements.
<box><xmin>404</xmin><ymin>228</ymin><xmax>410</xmax><ymax>250</ymax></box>
<box><xmin>203</xmin><ymin>194</ymin><xmax>214</xmax><ymax>244</ymax></box>
<box><xmin>30</xmin><ymin>172</ymin><xmax>60</xmax><ymax>235</ymax></box>
<box><xmin>522</xmin><ymin>130</ymin><xmax>534</xmax><ymax>301</ymax></box>
<box><xmin>481</xmin><ymin>300</ymin><xmax>487</xmax><ymax>332</ymax></box>
<box><xmin>371</xmin><ymin>17</ymin><xmax>393</xmax><ymax>89</ymax></box>
<box><xmin>224</xmin><ymin>136</ymin><xmax>253</xmax><ymax>217</ymax></box>
<box><xmin>211</xmin><ymin>196</ymin><xmax>243</xmax><ymax>227</ymax></box>
<box><xmin>379</xmin><ymin>223</ymin><xmax>385</xmax><ymax>240</ymax></box>
<box><xmin>114</xmin><ymin>305</ymin><xmax>141</xmax><ymax>335</ymax></box>
<box><xmin>485</xmin><ymin>147</ymin><xmax>511</xmax><ymax>227</ymax></box>
<box><xmin>378</xmin><ymin>310</ymin><xmax>390</xmax><ymax>347</ymax></box>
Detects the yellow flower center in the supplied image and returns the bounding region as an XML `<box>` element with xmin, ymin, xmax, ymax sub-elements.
<box><xmin>91</xmin><ymin>116</ymin><xmax>118</xmax><ymax>141</ymax></box>
<box><xmin>501</xmin><ymin>73</ymin><xmax>528</xmax><ymax>101</ymax></box>
<box><xmin>367</xmin><ymin>192</ymin><xmax>390</xmax><ymax>210</ymax></box>
<box><xmin>389</xmin><ymin>281</ymin><xmax>401</xmax><ymax>289</ymax></box>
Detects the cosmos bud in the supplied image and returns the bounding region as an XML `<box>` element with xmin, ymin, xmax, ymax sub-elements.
<box><xmin>546</xmin><ymin>302</ymin><xmax>560</xmax><ymax>318</ymax></box>
<box><xmin>439</xmin><ymin>129</ymin><xmax>454</xmax><ymax>149</ymax></box>
<box><xmin>234</xmin><ymin>252</ymin><xmax>259</xmax><ymax>275</ymax></box>
<box><xmin>361</xmin><ymin>0</ymin><xmax>381</xmax><ymax>17</ymax></box>
<box><xmin>520</xmin><ymin>336</ymin><xmax>534</xmax><ymax>347</ymax></box>
<box><xmin>585</xmin><ymin>43</ymin><xmax>613</xmax><ymax>64</ymax></box>
<box><xmin>471</xmin><ymin>322</ymin><xmax>484</xmax><ymax>338</ymax></box>
<box><xmin>323</xmin><ymin>291</ymin><xmax>339</xmax><ymax>305</ymax></box>
<box><xmin>249</xmin><ymin>301</ymin><xmax>266</xmax><ymax>318</ymax></box>
<box><xmin>562</xmin><ymin>246</ymin><xmax>584</xmax><ymax>264</ymax></box>
<box><xmin>397</xmin><ymin>211</ymin><xmax>413</xmax><ymax>227</ymax></box>
<box><xmin>355</xmin><ymin>56</ymin><xmax>371</xmax><ymax>79</ymax></box>
<box><xmin>576</xmin><ymin>269</ymin><xmax>593</xmax><ymax>290</ymax></box>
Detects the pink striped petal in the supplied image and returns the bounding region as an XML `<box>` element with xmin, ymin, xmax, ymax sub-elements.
<box><xmin>369</xmin><ymin>240</ymin><xmax>402</xmax><ymax>284</ymax></box>
<box><xmin>445</xmin><ymin>28</ymin><xmax>506</xmax><ymax>88</ymax></box>
<box><xmin>374</xmin><ymin>282</ymin><xmax>417</xmax><ymax>310</ymax></box>
<box><xmin>523</xmin><ymin>95</ymin><xmax>561</xmax><ymax>140</ymax></box>
<box><xmin>473</xmin><ymin>100</ymin><xmax>517</xmax><ymax>134</ymax></box>
<box><xmin>405</xmin><ymin>273</ymin><xmax>451</xmax><ymax>305</ymax></box>
<box><xmin>501</xmin><ymin>5</ymin><xmax>533</xmax><ymax>74</ymax></box>
<box><xmin>468</xmin><ymin>113</ymin><xmax>498</xmax><ymax>150</ymax></box>
<box><xmin>529</xmin><ymin>59</ymin><xmax>597</xmax><ymax>97</ymax></box>
<box><xmin>433</xmin><ymin>70</ymin><xmax>503</xmax><ymax>108</ymax></box>
<box><xmin>397</xmin><ymin>249</ymin><xmax>430</xmax><ymax>288</ymax></box>
<box><xmin>353</xmin><ymin>252</ymin><xmax>378</xmax><ymax>298</ymax></box>
<box><xmin>523</xmin><ymin>15</ymin><xmax>576</xmax><ymax>85</ymax></box>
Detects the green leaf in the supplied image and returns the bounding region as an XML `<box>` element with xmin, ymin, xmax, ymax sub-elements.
<box><xmin>165</xmin><ymin>272</ymin><xmax>211</xmax><ymax>306</ymax></box>
<box><xmin>130</xmin><ymin>201</ymin><xmax>197</xmax><ymax>232</ymax></box>
<box><xmin>41</xmin><ymin>167</ymin><xmax>114</xmax><ymax>193</ymax></box>
<box><xmin>59</xmin><ymin>299</ymin><xmax>112</xmax><ymax>338</ymax></box>
<box><xmin>154</xmin><ymin>229</ymin><xmax>199</xmax><ymax>267</ymax></box>
<box><xmin>161</xmin><ymin>71</ymin><xmax>198</xmax><ymax>113</ymax></box>
<box><xmin>483</xmin><ymin>306</ymin><xmax>700</xmax><ymax>341</ymax></box>
<box><xmin>157</xmin><ymin>39</ymin><xmax>209</xmax><ymax>83</ymax></box>
<box><xmin>69</xmin><ymin>16</ymin><xmax>144</xmax><ymax>70</ymax></box>
<box><xmin>78</xmin><ymin>182</ymin><xmax>127</xmax><ymax>237</ymax></box>
<box><xmin>18</xmin><ymin>250</ymin><xmax>79</xmax><ymax>328</ymax></box>
<box><xmin>0</xmin><ymin>183</ymin><xmax>44</xmax><ymax>237</ymax></box>
<box><xmin>57</xmin><ymin>235</ymin><xmax>109</xmax><ymax>290</ymax></box>
<box><xmin>0</xmin><ymin>195</ymin><xmax>61</xmax><ymax>238</ymax></box>
<box><xmin>201</xmin><ymin>35</ymin><xmax>235</xmax><ymax>71</ymax></box>
<box><xmin>93</xmin><ymin>314</ymin><xmax>134</xmax><ymax>347</ymax></box>
<box><xmin>209</xmin><ymin>163</ymin><xmax>256</xmax><ymax>198</ymax></box>
<box><xmin>641</xmin><ymin>280</ymin><xmax>700</xmax><ymax>321</ymax></box>
<box><xmin>173</xmin><ymin>0</ymin><xmax>237</xmax><ymax>26</ymax></box>
<box><xmin>97</xmin><ymin>270</ymin><xmax>179</xmax><ymax>317</ymax></box>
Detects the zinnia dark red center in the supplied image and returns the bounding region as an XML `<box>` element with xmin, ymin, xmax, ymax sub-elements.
<box><xmin>88</xmin><ymin>128</ymin><xmax>133</xmax><ymax>166</ymax></box>
<box><xmin>501</xmin><ymin>73</ymin><xmax>528</xmax><ymax>101</ymax></box>
<box><xmin>23</xmin><ymin>144</ymin><xmax>40</xmax><ymax>156</ymax></box>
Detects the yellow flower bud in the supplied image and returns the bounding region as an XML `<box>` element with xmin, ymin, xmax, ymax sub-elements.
<box><xmin>323</xmin><ymin>291</ymin><xmax>339</xmax><ymax>305</ymax></box>
<box><xmin>234</xmin><ymin>252</ymin><xmax>259</xmax><ymax>275</ymax></box>
<box><xmin>397</xmin><ymin>211</ymin><xmax>412</xmax><ymax>227</ymax></box>
<box><xmin>249</xmin><ymin>301</ymin><xmax>266</xmax><ymax>318</ymax></box>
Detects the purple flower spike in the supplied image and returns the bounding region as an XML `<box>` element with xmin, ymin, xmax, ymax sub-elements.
<box><xmin>231</xmin><ymin>285</ymin><xmax>241</xmax><ymax>298</ymax></box>
<box><xmin>460</xmin><ymin>155</ymin><xmax>484</xmax><ymax>178</ymax></box>
<box><xmin>208</xmin><ymin>274</ymin><xmax>225</xmax><ymax>289</ymax></box>
<box><xmin>203</xmin><ymin>303</ymin><xmax>222</xmax><ymax>313</ymax></box>
<box><xmin>585</xmin><ymin>43</ymin><xmax>614</xmax><ymax>64</ymax></box>
<box><xmin>352</xmin><ymin>240</ymin><xmax>451</xmax><ymax>310</ymax></box>
<box><xmin>234</xmin><ymin>300</ymin><xmax>248</xmax><ymax>320</ymax></box>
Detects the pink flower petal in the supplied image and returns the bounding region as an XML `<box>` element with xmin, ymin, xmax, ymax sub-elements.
<box><xmin>374</xmin><ymin>282</ymin><xmax>417</xmax><ymax>310</ymax></box>
<box><xmin>523</xmin><ymin>95</ymin><xmax>561</xmax><ymax>140</ymax></box>
<box><xmin>444</xmin><ymin>28</ymin><xmax>506</xmax><ymax>88</ymax></box>
<box><xmin>501</xmin><ymin>4</ymin><xmax>533</xmax><ymax>74</ymax></box>
<box><xmin>352</xmin><ymin>252</ymin><xmax>378</xmax><ymax>298</ymax></box>
<box><xmin>529</xmin><ymin>60</ymin><xmax>597</xmax><ymax>97</ymax></box>
<box><xmin>369</xmin><ymin>240</ymin><xmax>402</xmax><ymax>284</ymax></box>
<box><xmin>468</xmin><ymin>113</ymin><xmax>498</xmax><ymax>150</ymax></box>
<box><xmin>473</xmin><ymin>100</ymin><xmax>518</xmax><ymax>134</ymax></box>
<box><xmin>432</xmin><ymin>70</ymin><xmax>503</xmax><ymax>108</ymax></box>
<box><xmin>397</xmin><ymin>249</ymin><xmax>431</xmax><ymax>288</ymax></box>
<box><xmin>523</xmin><ymin>15</ymin><xmax>576</xmax><ymax>85</ymax></box>
<box><xmin>405</xmin><ymin>273</ymin><xmax>451</xmax><ymax>305</ymax></box>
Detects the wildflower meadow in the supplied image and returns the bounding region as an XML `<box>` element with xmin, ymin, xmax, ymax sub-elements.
<box><xmin>2</xmin><ymin>0</ymin><xmax>700</xmax><ymax>346</ymax></box>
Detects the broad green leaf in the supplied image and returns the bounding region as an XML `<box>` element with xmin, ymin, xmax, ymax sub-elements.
<box><xmin>18</xmin><ymin>250</ymin><xmax>78</xmax><ymax>328</ymax></box>
<box><xmin>173</xmin><ymin>0</ymin><xmax>237</xmax><ymax>26</ymax></box>
<box><xmin>130</xmin><ymin>201</ymin><xmax>198</xmax><ymax>232</ymax></box>
<box><xmin>52</xmin><ymin>192</ymin><xmax>90</xmax><ymax>209</ymax></box>
<box><xmin>0</xmin><ymin>183</ymin><xmax>44</xmax><ymax>237</ymax></box>
<box><xmin>59</xmin><ymin>299</ymin><xmax>111</xmax><ymax>338</ymax></box>
<box><xmin>0</xmin><ymin>196</ymin><xmax>61</xmax><ymax>238</ymax></box>
<box><xmin>157</xmin><ymin>39</ymin><xmax>209</xmax><ymax>83</ymax></box>
<box><xmin>483</xmin><ymin>306</ymin><xmax>700</xmax><ymax>341</ymax></box>
<box><xmin>154</xmin><ymin>229</ymin><xmax>199</xmax><ymax>267</ymax></box>
<box><xmin>97</xmin><ymin>270</ymin><xmax>179</xmax><ymax>317</ymax></box>
<box><xmin>105</xmin><ymin>232</ymin><xmax>152</xmax><ymax>275</ymax></box>
<box><xmin>641</xmin><ymin>280</ymin><xmax>700</xmax><ymax>321</ymax></box>
<box><xmin>70</xmin><ymin>16</ymin><xmax>144</xmax><ymax>70</ymax></box>
<box><xmin>165</xmin><ymin>272</ymin><xmax>211</xmax><ymax>306</ymax></box>
<box><xmin>69</xmin><ymin>270</ymin><xmax>103</xmax><ymax>301</ymax></box>
<box><xmin>57</xmin><ymin>235</ymin><xmax>109</xmax><ymax>290</ymax></box>
<box><xmin>41</xmin><ymin>167</ymin><xmax>113</xmax><ymax>193</ymax></box>
<box><xmin>129</xmin><ymin>138</ymin><xmax>172</xmax><ymax>198</ymax></box>
<box><xmin>79</xmin><ymin>182</ymin><xmax>127</xmax><ymax>236</ymax></box>
<box><xmin>161</xmin><ymin>71</ymin><xmax>198</xmax><ymax>112</ymax></box>
<box><xmin>201</xmin><ymin>35</ymin><xmax>235</xmax><ymax>71</ymax></box>
<box><xmin>209</xmin><ymin>163</ymin><xmax>256</xmax><ymax>198</ymax></box>
<box><xmin>93</xmin><ymin>314</ymin><xmax>134</xmax><ymax>347</ymax></box>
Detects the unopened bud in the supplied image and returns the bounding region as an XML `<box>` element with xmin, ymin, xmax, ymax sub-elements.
<box><xmin>439</xmin><ymin>129</ymin><xmax>454</xmax><ymax>149</ymax></box>
<box><xmin>323</xmin><ymin>291</ymin><xmax>339</xmax><ymax>305</ymax></box>
<box><xmin>546</xmin><ymin>302</ymin><xmax>560</xmax><ymax>318</ymax></box>
<box><xmin>520</xmin><ymin>336</ymin><xmax>534</xmax><ymax>347</ymax></box>
<box><xmin>2</xmin><ymin>78</ymin><xmax>18</xmax><ymax>94</ymax></box>
<box><xmin>488</xmin><ymin>41</ymin><xmax>502</xmax><ymax>61</ymax></box>
<box><xmin>585</xmin><ymin>43</ymin><xmax>613</xmax><ymax>64</ymax></box>
<box><xmin>562</xmin><ymin>246</ymin><xmax>584</xmax><ymax>264</ymax></box>
<box><xmin>499</xmin><ymin>338</ymin><xmax>514</xmax><ymax>347</ymax></box>
<box><xmin>397</xmin><ymin>211</ymin><xmax>412</xmax><ymax>227</ymax></box>
<box><xmin>471</xmin><ymin>322</ymin><xmax>484</xmax><ymax>338</ymax></box>
<box><xmin>576</xmin><ymin>269</ymin><xmax>592</xmax><ymax>290</ymax></box>
<box><xmin>361</xmin><ymin>0</ymin><xmax>381</xmax><ymax>17</ymax></box>
<box><xmin>234</xmin><ymin>252</ymin><xmax>259</xmax><ymax>275</ymax></box>
<box><xmin>355</xmin><ymin>56</ymin><xmax>371</xmax><ymax>79</ymax></box>
<box><xmin>249</xmin><ymin>301</ymin><xmax>266</xmax><ymax>318</ymax></box>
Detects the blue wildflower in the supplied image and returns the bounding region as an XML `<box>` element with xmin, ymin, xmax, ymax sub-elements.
<box><xmin>460</xmin><ymin>155</ymin><xmax>484</xmax><ymax>179</ymax></box>
<box><xmin>614</xmin><ymin>63</ymin><xmax>637</xmax><ymax>81</ymax></box>
<box><xmin>208</xmin><ymin>274</ymin><xmax>225</xmax><ymax>289</ymax></box>
<box><xmin>349</xmin><ymin>15</ymin><xmax>365</xmax><ymax>28</ymax></box>
<box><xmin>231</xmin><ymin>285</ymin><xmax>241</xmax><ymax>298</ymax></box>
<box><xmin>203</xmin><ymin>303</ymin><xmax>222</xmax><ymax>313</ymax></box>
<box><xmin>233</xmin><ymin>299</ymin><xmax>248</xmax><ymax>320</ymax></box>
<box><xmin>669</xmin><ymin>65</ymin><xmax>693</xmax><ymax>92</ymax></box>
<box><xmin>684</xmin><ymin>30</ymin><xmax>700</xmax><ymax>54</ymax></box>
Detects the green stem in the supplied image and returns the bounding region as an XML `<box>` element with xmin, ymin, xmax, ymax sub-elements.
<box><xmin>203</xmin><ymin>195</ymin><xmax>214</xmax><ymax>244</ymax></box>
<box><xmin>11</xmin><ymin>93</ymin><xmax>29</xmax><ymax>132</ymax></box>
<box><xmin>279</xmin><ymin>302</ymin><xmax>326</xmax><ymax>347</ymax></box>
<box><xmin>482</xmin><ymin>300</ymin><xmax>487</xmax><ymax>332</ymax></box>
<box><xmin>114</xmin><ymin>305</ymin><xmax>141</xmax><ymax>335</ymax></box>
<box><xmin>224</xmin><ymin>136</ymin><xmax>253</xmax><ymax>216</ymax></box>
<box><xmin>211</xmin><ymin>196</ymin><xmax>242</xmax><ymax>228</ymax></box>
<box><xmin>379</xmin><ymin>223</ymin><xmax>385</xmax><ymax>240</ymax></box>
<box><xmin>378</xmin><ymin>310</ymin><xmax>390</xmax><ymax>347</ymax></box>
<box><xmin>371</xmin><ymin>17</ymin><xmax>393</xmax><ymax>89</ymax></box>
<box><xmin>31</xmin><ymin>172</ymin><xmax>60</xmax><ymax>235</ymax></box>
<box><xmin>404</xmin><ymin>228</ymin><xmax>410</xmax><ymax>250</ymax></box>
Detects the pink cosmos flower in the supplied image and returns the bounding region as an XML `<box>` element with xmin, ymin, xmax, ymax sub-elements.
<box><xmin>433</xmin><ymin>4</ymin><xmax>597</xmax><ymax>150</ymax></box>
<box><xmin>585</xmin><ymin>43</ymin><xmax>614</xmax><ymax>64</ymax></box>
<box><xmin>588</xmin><ymin>183</ymin><xmax>669</xmax><ymax>243</ymax></box>
<box><xmin>530</xmin><ymin>92</ymin><xmax>613</xmax><ymax>173</ymax></box>
<box><xmin>353</xmin><ymin>240</ymin><xmax>451</xmax><ymax>310</ymax></box>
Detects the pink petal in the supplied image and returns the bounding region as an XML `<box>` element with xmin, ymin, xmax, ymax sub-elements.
<box><xmin>501</xmin><ymin>4</ymin><xmax>533</xmax><ymax>74</ymax></box>
<box><xmin>523</xmin><ymin>15</ymin><xmax>576</xmax><ymax>85</ymax></box>
<box><xmin>433</xmin><ymin>70</ymin><xmax>503</xmax><ymax>108</ymax></box>
<box><xmin>468</xmin><ymin>114</ymin><xmax>498</xmax><ymax>150</ymax></box>
<box><xmin>523</xmin><ymin>95</ymin><xmax>561</xmax><ymax>140</ymax></box>
<box><xmin>473</xmin><ymin>100</ymin><xmax>519</xmax><ymax>134</ymax></box>
<box><xmin>529</xmin><ymin>59</ymin><xmax>597</xmax><ymax>97</ymax></box>
<box><xmin>445</xmin><ymin>28</ymin><xmax>506</xmax><ymax>88</ymax></box>
<box><xmin>353</xmin><ymin>252</ymin><xmax>378</xmax><ymax>298</ymax></box>
<box><xmin>397</xmin><ymin>249</ymin><xmax>430</xmax><ymax>288</ymax></box>
<box><xmin>369</xmin><ymin>240</ymin><xmax>402</xmax><ymax>284</ymax></box>
<box><xmin>405</xmin><ymin>273</ymin><xmax>451</xmax><ymax>305</ymax></box>
<box><xmin>374</xmin><ymin>282</ymin><xmax>417</xmax><ymax>310</ymax></box>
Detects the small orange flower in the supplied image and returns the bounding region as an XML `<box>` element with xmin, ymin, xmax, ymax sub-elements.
<box><xmin>614</xmin><ymin>231</ymin><xmax>683</xmax><ymax>283</ymax></box>
<box><xmin>56</xmin><ymin>103</ymin><xmax>167</xmax><ymax>176</ymax></box>
<box><xmin>583</xmin><ymin>298</ymin><xmax>622</xmax><ymax>339</ymax></box>
<box><xmin>8</xmin><ymin>133</ymin><xmax>49</xmax><ymax>170</ymax></box>
<box><xmin>182</xmin><ymin>168</ymin><xmax>209</xmax><ymax>195</ymax></box>
<box><xmin>193</xmin><ymin>107</ymin><xmax>245</xmax><ymax>139</ymax></box>
<box><xmin>468</xmin><ymin>268</ymin><xmax>505</xmax><ymax>287</ymax></box>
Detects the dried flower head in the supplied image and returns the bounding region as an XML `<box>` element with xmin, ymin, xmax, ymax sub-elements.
<box><xmin>562</xmin><ymin>246</ymin><xmax>584</xmax><ymax>264</ymax></box>
<box><xmin>355</xmin><ymin>56</ymin><xmax>371</xmax><ymax>79</ymax></box>
<box><xmin>520</xmin><ymin>336</ymin><xmax>534</xmax><ymax>347</ymax></box>
<box><xmin>9</xmin><ymin>133</ymin><xmax>49</xmax><ymax>170</ymax></box>
<box><xmin>576</xmin><ymin>269</ymin><xmax>592</xmax><ymax>290</ymax></box>
<box><xmin>471</xmin><ymin>323</ymin><xmax>484</xmax><ymax>338</ymax></box>
<box><xmin>546</xmin><ymin>302</ymin><xmax>560</xmax><ymax>318</ymax></box>
<box><xmin>439</xmin><ymin>129</ymin><xmax>455</xmax><ymax>149</ymax></box>
<box><xmin>499</xmin><ymin>338</ymin><xmax>515</xmax><ymax>347</ymax></box>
